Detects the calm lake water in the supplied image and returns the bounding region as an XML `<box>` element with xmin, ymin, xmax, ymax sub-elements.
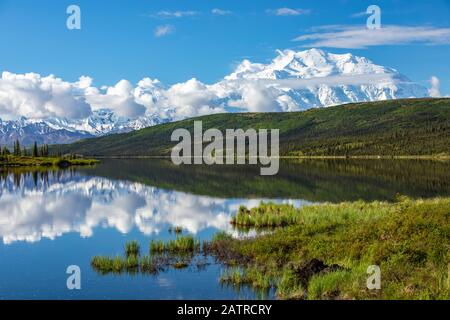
<box><xmin>1</xmin><ymin>159</ymin><xmax>450</xmax><ymax>300</ymax></box>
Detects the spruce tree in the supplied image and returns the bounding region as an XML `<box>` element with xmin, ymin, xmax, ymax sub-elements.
<box><xmin>33</xmin><ymin>141</ymin><xmax>38</xmax><ymax>157</ymax></box>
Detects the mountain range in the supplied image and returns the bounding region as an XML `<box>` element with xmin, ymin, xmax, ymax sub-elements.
<box><xmin>0</xmin><ymin>49</ymin><xmax>430</xmax><ymax>146</ymax></box>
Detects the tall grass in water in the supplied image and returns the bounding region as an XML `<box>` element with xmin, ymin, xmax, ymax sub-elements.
<box><xmin>231</xmin><ymin>203</ymin><xmax>298</xmax><ymax>228</ymax></box>
<box><xmin>220</xmin><ymin>267</ymin><xmax>272</xmax><ymax>290</ymax></box>
<box><xmin>125</xmin><ymin>240</ymin><xmax>140</xmax><ymax>257</ymax></box>
<box><xmin>149</xmin><ymin>235</ymin><xmax>200</xmax><ymax>254</ymax></box>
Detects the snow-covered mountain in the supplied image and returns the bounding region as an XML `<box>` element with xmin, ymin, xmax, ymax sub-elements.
<box><xmin>0</xmin><ymin>110</ymin><xmax>164</xmax><ymax>146</ymax></box>
<box><xmin>0</xmin><ymin>49</ymin><xmax>429</xmax><ymax>146</ymax></box>
<box><xmin>211</xmin><ymin>49</ymin><xmax>428</xmax><ymax>110</ymax></box>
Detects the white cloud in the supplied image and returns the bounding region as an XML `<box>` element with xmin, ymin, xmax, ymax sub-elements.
<box><xmin>350</xmin><ymin>11</ymin><xmax>368</xmax><ymax>18</ymax></box>
<box><xmin>212</xmin><ymin>8</ymin><xmax>232</xmax><ymax>16</ymax></box>
<box><xmin>164</xmin><ymin>78</ymin><xmax>224</xmax><ymax>118</ymax></box>
<box><xmin>83</xmin><ymin>79</ymin><xmax>147</xmax><ymax>118</ymax></box>
<box><xmin>154</xmin><ymin>24</ymin><xmax>175</xmax><ymax>37</ymax></box>
<box><xmin>428</xmin><ymin>76</ymin><xmax>441</xmax><ymax>98</ymax></box>
<box><xmin>268</xmin><ymin>8</ymin><xmax>311</xmax><ymax>16</ymax></box>
<box><xmin>294</xmin><ymin>25</ymin><xmax>450</xmax><ymax>48</ymax></box>
<box><xmin>0</xmin><ymin>72</ymin><xmax>91</xmax><ymax>120</ymax></box>
<box><xmin>153</xmin><ymin>10</ymin><xmax>198</xmax><ymax>19</ymax></box>
<box><xmin>228</xmin><ymin>82</ymin><xmax>282</xmax><ymax>112</ymax></box>
<box><xmin>0</xmin><ymin>173</ymin><xmax>303</xmax><ymax>244</ymax></box>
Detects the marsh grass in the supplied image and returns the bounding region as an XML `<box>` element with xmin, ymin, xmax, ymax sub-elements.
<box><xmin>92</xmin><ymin>236</ymin><xmax>201</xmax><ymax>275</ymax></box>
<box><xmin>220</xmin><ymin>267</ymin><xmax>272</xmax><ymax>290</ymax></box>
<box><xmin>150</xmin><ymin>235</ymin><xmax>200</xmax><ymax>254</ymax></box>
<box><xmin>211</xmin><ymin>197</ymin><xmax>450</xmax><ymax>300</ymax></box>
<box><xmin>125</xmin><ymin>240</ymin><xmax>140</xmax><ymax>257</ymax></box>
<box><xmin>231</xmin><ymin>203</ymin><xmax>299</xmax><ymax>228</ymax></box>
<box><xmin>140</xmin><ymin>256</ymin><xmax>159</xmax><ymax>274</ymax></box>
<box><xmin>169</xmin><ymin>226</ymin><xmax>183</xmax><ymax>234</ymax></box>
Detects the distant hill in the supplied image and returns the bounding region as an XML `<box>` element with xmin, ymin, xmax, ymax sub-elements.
<box><xmin>57</xmin><ymin>98</ymin><xmax>450</xmax><ymax>157</ymax></box>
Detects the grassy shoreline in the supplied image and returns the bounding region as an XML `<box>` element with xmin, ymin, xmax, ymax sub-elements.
<box><xmin>0</xmin><ymin>155</ymin><xmax>99</xmax><ymax>168</ymax></box>
<box><xmin>90</xmin><ymin>197</ymin><xmax>449</xmax><ymax>299</ymax></box>
<box><xmin>75</xmin><ymin>155</ymin><xmax>450</xmax><ymax>160</ymax></box>
<box><xmin>207</xmin><ymin>198</ymin><xmax>450</xmax><ymax>300</ymax></box>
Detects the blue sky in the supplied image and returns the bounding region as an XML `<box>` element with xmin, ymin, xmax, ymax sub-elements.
<box><xmin>0</xmin><ymin>0</ymin><xmax>449</xmax><ymax>94</ymax></box>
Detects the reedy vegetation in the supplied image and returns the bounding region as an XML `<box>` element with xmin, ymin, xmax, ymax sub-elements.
<box><xmin>211</xmin><ymin>197</ymin><xmax>450</xmax><ymax>300</ymax></box>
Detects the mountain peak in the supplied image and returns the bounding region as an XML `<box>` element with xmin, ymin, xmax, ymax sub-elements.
<box><xmin>226</xmin><ymin>48</ymin><xmax>392</xmax><ymax>80</ymax></box>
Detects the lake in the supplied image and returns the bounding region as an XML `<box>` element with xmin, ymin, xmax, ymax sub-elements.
<box><xmin>1</xmin><ymin>159</ymin><xmax>449</xmax><ymax>299</ymax></box>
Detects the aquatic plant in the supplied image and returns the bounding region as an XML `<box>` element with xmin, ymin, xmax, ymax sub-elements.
<box><xmin>140</xmin><ymin>256</ymin><xmax>159</xmax><ymax>274</ymax></box>
<box><xmin>125</xmin><ymin>240</ymin><xmax>140</xmax><ymax>257</ymax></box>
<box><xmin>125</xmin><ymin>255</ymin><xmax>139</xmax><ymax>269</ymax></box>
<box><xmin>150</xmin><ymin>236</ymin><xmax>200</xmax><ymax>254</ymax></box>
<box><xmin>231</xmin><ymin>202</ymin><xmax>298</xmax><ymax>228</ymax></box>
<box><xmin>220</xmin><ymin>267</ymin><xmax>272</xmax><ymax>290</ymax></box>
<box><xmin>91</xmin><ymin>256</ymin><xmax>113</xmax><ymax>273</ymax></box>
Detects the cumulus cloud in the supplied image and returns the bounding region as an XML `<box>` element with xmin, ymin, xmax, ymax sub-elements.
<box><xmin>212</xmin><ymin>8</ymin><xmax>233</xmax><ymax>16</ymax></box>
<box><xmin>154</xmin><ymin>24</ymin><xmax>175</xmax><ymax>37</ymax></box>
<box><xmin>267</xmin><ymin>8</ymin><xmax>311</xmax><ymax>16</ymax></box>
<box><xmin>0</xmin><ymin>70</ymin><xmax>227</xmax><ymax>121</ymax></box>
<box><xmin>0</xmin><ymin>72</ymin><xmax>92</xmax><ymax>120</ymax></box>
<box><xmin>294</xmin><ymin>25</ymin><xmax>450</xmax><ymax>48</ymax></box>
<box><xmin>83</xmin><ymin>79</ymin><xmax>147</xmax><ymax>118</ymax></box>
<box><xmin>428</xmin><ymin>76</ymin><xmax>441</xmax><ymax>98</ymax></box>
<box><xmin>164</xmin><ymin>78</ymin><xmax>224</xmax><ymax>118</ymax></box>
<box><xmin>228</xmin><ymin>82</ymin><xmax>282</xmax><ymax>112</ymax></box>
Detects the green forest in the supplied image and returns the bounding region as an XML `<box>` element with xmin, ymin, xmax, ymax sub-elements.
<box><xmin>55</xmin><ymin>98</ymin><xmax>450</xmax><ymax>158</ymax></box>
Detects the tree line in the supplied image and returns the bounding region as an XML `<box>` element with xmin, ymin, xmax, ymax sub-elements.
<box><xmin>1</xmin><ymin>140</ymin><xmax>55</xmax><ymax>157</ymax></box>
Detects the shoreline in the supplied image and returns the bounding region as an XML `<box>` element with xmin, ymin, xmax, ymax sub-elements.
<box><xmin>206</xmin><ymin>198</ymin><xmax>450</xmax><ymax>300</ymax></box>
<box><xmin>79</xmin><ymin>155</ymin><xmax>450</xmax><ymax>161</ymax></box>
<box><xmin>0</xmin><ymin>156</ymin><xmax>100</xmax><ymax>168</ymax></box>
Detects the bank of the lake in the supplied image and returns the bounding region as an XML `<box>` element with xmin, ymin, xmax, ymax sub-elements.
<box><xmin>0</xmin><ymin>155</ymin><xmax>99</xmax><ymax>168</ymax></box>
<box><xmin>206</xmin><ymin>198</ymin><xmax>450</xmax><ymax>300</ymax></box>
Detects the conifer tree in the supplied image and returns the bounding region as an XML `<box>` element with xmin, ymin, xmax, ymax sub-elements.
<box><xmin>33</xmin><ymin>141</ymin><xmax>38</xmax><ymax>157</ymax></box>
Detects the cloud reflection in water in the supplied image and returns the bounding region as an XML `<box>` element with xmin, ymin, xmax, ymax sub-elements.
<box><xmin>0</xmin><ymin>170</ymin><xmax>304</xmax><ymax>244</ymax></box>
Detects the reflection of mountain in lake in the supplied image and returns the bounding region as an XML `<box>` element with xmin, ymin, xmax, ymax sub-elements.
<box><xmin>0</xmin><ymin>169</ymin><xmax>302</xmax><ymax>244</ymax></box>
<box><xmin>79</xmin><ymin>159</ymin><xmax>450</xmax><ymax>202</ymax></box>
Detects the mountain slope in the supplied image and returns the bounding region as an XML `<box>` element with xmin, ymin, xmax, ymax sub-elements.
<box><xmin>57</xmin><ymin>98</ymin><xmax>450</xmax><ymax>157</ymax></box>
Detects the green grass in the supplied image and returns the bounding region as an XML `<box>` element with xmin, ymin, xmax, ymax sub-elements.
<box><xmin>125</xmin><ymin>240</ymin><xmax>140</xmax><ymax>257</ymax></box>
<box><xmin>232</xmin><ymin>203</ymin><xmax>299</xmax><ymax>228</ymax></box>
<box><xmin>55</xmin><ymin>98</ymin><xmax>450</xmax><ymax>157</ymax></box>
<box><xmin>149</xmin><ymin>235</ymin><xmax>200</xmax><ymax>254</ymax></box>
<box><xmin>0</xmin><ymin>155</ymin><xmax>99</xmax><ymax>168</ymax></box>
<box><xmin>220</xmin><ymin>267</ymin><xmax>272</xmax><ymax>290</ymax></box>
<box><xmin>209</xmin><ymin>197</ymin><xmax>450</xmax><ymax>300</ymax></box>
<box><xmin>92</xmin><ymin>237</ymin><xmax>201</xmax><ymax>275</ymax></box>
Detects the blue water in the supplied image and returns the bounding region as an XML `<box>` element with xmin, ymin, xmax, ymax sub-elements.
<box><xmin>0</xmin><ymin>165</ymin><xmax>297</xmax><ymax>300</ymax></box>
<box><xmin>1</xmin><ymin>158</ymin><xmax>449</xmax><ymax>299</ymax></box>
